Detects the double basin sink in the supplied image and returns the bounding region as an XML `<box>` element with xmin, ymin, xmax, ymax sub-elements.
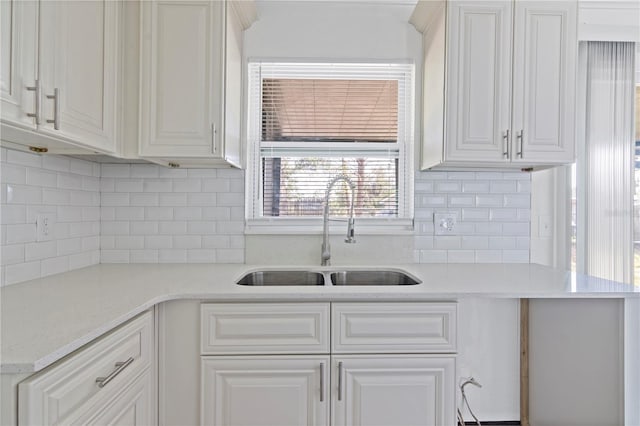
<box><xmin>237</xmin><ymin>269</ymin><xmax>421</xmax><ymax>286</ymax></box>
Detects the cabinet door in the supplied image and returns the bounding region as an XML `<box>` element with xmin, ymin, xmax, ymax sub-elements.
<box><xmin>68</xmin><ymin>369</ymin><xmax>155</xmax><ymax>426</ymax></box>
<box><xmin>202</xmin><ymin>356</ymin><xmax>330</xmax><ymax>426</ymax></box>
<box><xmin>445</xmin><ymin>1</ymin><xmax>513</xmax><ymax>162</ymax></box>
<box><xmin>38</xmin><ymin>0</ymin><xmax>118</xmax><ymax>153</ymax></box>
<box><xmin>139</xmin><ymin>0</ymin><xmax>224</xmax><ymax>158</ymax></box>
<box><xmin>511</xmin><ymin>1</ymin><xmax>577</xmax><ymax>163</ymax></box>
<box><xmin>0</xmin><ymin>0</ymin><xmax>38</xmax><ymax>129</ymax></box>
<box><xmin>332</xmin><ymin>356</ymin><xmax>455</xmax><ymax>426</ymax></box>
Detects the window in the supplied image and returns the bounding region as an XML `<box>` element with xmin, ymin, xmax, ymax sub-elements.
<box><xmin>246</xmin><ymin>62</ymin><xmax>414</xmax><ymax>234</ymax></box>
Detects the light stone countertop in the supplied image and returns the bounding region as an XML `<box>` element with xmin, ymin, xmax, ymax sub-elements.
<box><xmin>1</xmin><ymin>263</ymin><xmax>638</xmax><ymax>374</ymax></box>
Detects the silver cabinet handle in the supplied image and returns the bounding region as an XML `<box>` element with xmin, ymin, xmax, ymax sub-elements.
<box><xmin>337</xmin><ymin>361</ymin><xmax>343</xmax><ymax>401</ymax></box>
<box><xmin>502</xmin><ymin>129</ymin><xmax>510</xmax><ymax>158</ymax></box>
<box><xmin>319</xmin><ymin>362</ymin><xmax>325</xmax><ymax>402</ymax></box>
<box><xmin>516</xmin><ymin>129</ymin><xmax>524</xmax><ymax>158</ymax></box>
<box><xmin>95</xmin><ymin>357</ymin><xmax>134</xmax><ymax>388</ymax></box>
<box><xmin>26</xmin><ymin>80</ymin><xmax>40</xmax><ymax>124</ymax></box>
<box><xmin>46</xmin><ymin>88</ymin><xmax>60</xmax><ymax>130</ymax></box>
<box><xmin>211</xmin><ymin>123</ymin><xmax>217</xmax><ymax>154</ymax></box>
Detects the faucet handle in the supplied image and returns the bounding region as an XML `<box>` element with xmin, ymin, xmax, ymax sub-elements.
<box><xmin>345</xmin><ymin>218</ymin><xmax>356</xmax><ymax>243</ymax></box>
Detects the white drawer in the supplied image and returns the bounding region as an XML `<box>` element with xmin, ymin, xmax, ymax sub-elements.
<box><xmin>18</xmin><ymin>310</ymin><xmax>153</xmax><ymax>425</ymax></box>
<box><xmin>332</xmin><ymin>303</ymin><xmax>457</xmax><ymax>353</ymax></box>
<box><xmin>201</xmin><ymin>303</ymin><xmax>330</xmax><ymax>354</ymax></box>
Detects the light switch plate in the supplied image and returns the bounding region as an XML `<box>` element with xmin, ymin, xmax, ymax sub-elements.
<box><xmin>434</xmin><ymin>212</ymin><xmax>458</xmax><ymax>235</ymax></box>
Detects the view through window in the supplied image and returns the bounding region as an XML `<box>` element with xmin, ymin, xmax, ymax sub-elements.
<box><xmin>247</xmin><ymin>63</ymin><xmax>414</xmax><ymax>223</ymax></box>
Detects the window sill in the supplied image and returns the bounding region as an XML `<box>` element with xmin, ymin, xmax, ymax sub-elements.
<box><xmin>244</xmin><ymin>217</ymin><xmax>415</xmax><ymax>236</ymax></box>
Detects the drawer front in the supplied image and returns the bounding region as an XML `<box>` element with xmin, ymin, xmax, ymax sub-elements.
<box><xmin>201</xmin><ymin>303</ymin><xmax>330</xmax><ymax>354</ymax></box>
<box><xmin>18</xmin><ymin>310</ymin><xmax>153</xmax><ymax>425</ymax></box>
<box><xmin>332</xmin><ymin>303</ymin><xmax>457</xmax><ymax>353</ymax></box>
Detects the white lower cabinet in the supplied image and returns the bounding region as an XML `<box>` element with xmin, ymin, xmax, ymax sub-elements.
<box><xmin>201</xmin><ymin>356</ymin><xmax>330</xmax><ymax>426</ymax></box>
<box><xmin>17</xmin><ymin>310</ymin><xmax>155</xmax><ymax>426</ymax></box>
<box><xmin>199</xmin><ymin>302</ymin><xmax>458</xmax><ymax>426</ymax></box>
<box><xmin>332</xmin><ymin>356</ymin><xmax>455</xmax><ymax>426</ymax></box>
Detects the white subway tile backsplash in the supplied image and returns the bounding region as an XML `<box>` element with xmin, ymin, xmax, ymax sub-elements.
<box><xmin>488</xmin><ymin>236</ymin><xmax>517</xmax><ymax>250</ymax></box>
<box><xmin>130</xmin><ymin>221</ymin><xmax>159</xmax><ymax>235</ymax></box>
<box><xmin>202</xmin><ymin>178</ymin><xmax>230</xmax><ymax>193</ymax></box>
<box><xmin>7</xmin><ymin>150</ymin><xmax>42</xmax><ymax>168</ymax></box>
<box><xmin>490</xmin><ymin>181</ymin><xmax>517</xmax><ymax>194</ymax></box>
<box><xmin>57</xmin><ymin>238</ymin><xmax>83</xmax><ymax>256</ymax></box>
<box><xmin>173</xmin><ymin>235</ymin><xmax>201</xmax><ymax>249</ymax></box>
<box><xmin>145</xmin><ymin>235</ymin><xmax>173</xmax><ymax>249</ymax></box>
<box><xmin>1</xmin><ymin>205</ymin><xmax>26</xmax><ymax>224</ymax></box>
<box><xmin>143</xmin><ymin>179</ymin><xmax>172</xmax><ymax>192</ymax></box>
<box><xmin>159</xmin><ymin>249</ymin><xmax>187</xmax><ymax>262</ymax></box>
<box><xmin>5</xmin><ymin>223</ymin><xmax>37</xmax><ymax>244</ymax></box>
<box><xmin>145</xmin><ymin>207</ymin><xmax>174</xmax><ymax>220</ymax></box>
<box><xmin>447</xmin><ymin>250</ymin><xmax>475</xmax><ymax>263</ymax></box>
<box><xmin>130</xmin><ymin>249</ymin><xmax>159</xmax><ymax>263</ymax></box>
<box><xmin>172</xmin><ymin>178</ymin><xmax>202</xmax><ymax>192</ymax></box>
<box><xmin>448</xmin><ymin>195</ymin><xmax>475</xmax><ymax>207</ymax></box>
<box><xmin>187</xmin><ymin>193</ymin><xmax>216</xmax><ymax>206</ymax></box>
<box><xmin>69</xmin><ymin>158</ymin><xmax>94</xmax><ymax>176</ymax></box>
<box><xmin>462</xmin><ymin>181</ymin><xmax>490</xmax><ymax>193</ymax></box>
<box><xmin>501</xmin><ymin>222</ymin><xmax>530</xmax><ymax>236</ymax></box>
<box><xmin>476</xmin><ymin>194</ymin><xmax>503</xmax><ymax>207</ymax></box>
<box><xmin>461</xmin><ymin>208</ymin><xmax>490</xmax><ymax>221</ymax></box>
<box><xmin>461</xmin><ymin>236</ymin><xmax>489</xmax><ymax>250</ymax></box>
<box><xmin>187</xmin><ymin>221</ymin><xmax>217</xmax><ymax>235</ymax></box>
<box><xmin>7</xmin><ymin>184</ymin><xmax>42</xmax><ymax>204</ymax></box>
<box><xmin>475</xmin><ymin>250</ymin><xmax>503</xmax><ymax>263</ymax></box>
<box><xmin>115</xmin><ymin>207</ymin><xmax>145</xmax><ymax>221</ymax></box>
<box><xmin>434</xmin><ymin>236</ymin><xmax>461</xmax><ymax>250</ymax></box>
<box><xmin>503</xmin><ymin>194</ymin><xmax>530</xmax><ymax>208</ymax></box>
<box><xmin>101</xmin><ymin>221</ymin><xmax>130</xmax><ymax>235</ymax></box>
<box><xmin>1</xmin><ymin>163</ymin><xmax>27</xmax><ymax>184</ymax></box>
<box><xmin>131</xmin><ymin>164</ymin><xmax>160</xmax><ymax>178</ymax></box>
<box><xmin>40</xmin><ymin>256</ymin><xmax>69</xmax><ymax>275</ymax></box>
<box><xmin>57</xmin><ymin>173</ymin><xmax>83</xmax><ymax>190</ymax></box>
<box><xmin>101</xmin><ymin>193</ymin><xmax>130</xmax><ymax>206</ymax></box>
<box><xmin>68</xmin><ymin>251</ymin><xmax>98</xmax><ymax>269</ymax></box>
<box><xmin>158</xmin><ymin>168</ymin><xmax>188</xmax><ymax>178</ymax></box>
<box><xmin>2</xmin><ymin>244</ymin><xmax>25</xmax><ymax>265</ymax></box>
<box><xmin>5</xmin><ymin>261</ymin><xmax>41</xmax><ymax>285</ymax></box>
<box><xmin>174</xmin><ymin>207</ymin><xmax>203</xmax><ymax>220</ymax></box>
<box><xmin>435</xmin><ymin>182</ymin><xmax>461</xmax><ymax>193</ymax></box>
<box><xmin>187</xmin><ymin>249</ymin><xmax>216</xmax><ymax>263</ymax></box>
<box><xmin>115</xmin><ymin>179</ymin><xmax>143</xmax><ymax>193</ymax></box>
<box><xmin>419</xmin><ymin>249</ymin><xmax>447</xmax><ymax>263</ymax></box>
<box><xmin>216</xmin><ymin>249</ymin><xmax>243</xmax><ymax>263</ymax></box>
<box><xmin>115</xmin><ymin>236</ymin><xmax>144</xmax><ymax>250</ymax></box>
<box><xmin>159</xmin><ymin>193</ymin><xmax>187</xmax><ymax>206</ymax></box>
<box><xmin>489</xmin><ymin>208</ymin><xmax>519</xmax><ymax>221</ymax></box>
<box><xmin>101</xmin><ymin>164</ymin><xmax>131</xmax><ymax>178</ymax></box>
<box><xmin>130</xmin><ymin>193</ymin><xmax>159</xmax><ymax>206</ymax></box>
<box><xmin>202</xmin><ymin>235</ymin><xmax>230</xmax><ymax>249</ymax></box>
<box><xmin>42</xmin><ymin>156</ymin><xmax>70</xmax><ymax>173</ymax></box>
<box><xmin>26</xmin><ymin>168</ymin><xmax>57</xmax><ymax>188</ymax></box>
<box><xmin>159</xmin><ymin>221</ymin><xmax>187</xmax><ymax>235</ymax></box>
<box><xmin>502</xmin><ymin>250</ymin><xmax>530</xmax><ymax>263</ymax></box>
<box><xmin>187</xmin><ymin>169</ymin><xmax>218</xmax><ymax>177</ymax></box>
<box><xmin>101</xmin><ymin>250</ymin><xmax>130</xmax><ymax>263</ymax></box>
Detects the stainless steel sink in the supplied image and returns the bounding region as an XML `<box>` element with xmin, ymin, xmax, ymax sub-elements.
<box><xmin>237</xmin><ymin>270</ymin><xmax>325</xmax><ymax>286</ymax></box>
<box><xmin>330</xmin><ymin>270</ymin><xmax>420</xmax><ymax>286</ymax></box>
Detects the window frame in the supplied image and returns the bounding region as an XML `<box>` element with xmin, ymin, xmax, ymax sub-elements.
<box><xmin>244</xmin><ymin>60</ymin><xmax>415</xmax><ymax>235</ymax></box>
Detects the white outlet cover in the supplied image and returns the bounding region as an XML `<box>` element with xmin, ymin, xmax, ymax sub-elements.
<box><xmin>36</xmin><ymin>213</ymin><xmax>56</xmax><ymax>242</ymax></box>
<box><xmin>434</xmin><ymin>212</ymin><xmax>458</xmax><ymax>235</ymax></box>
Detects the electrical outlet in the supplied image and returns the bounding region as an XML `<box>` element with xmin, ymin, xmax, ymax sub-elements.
<box><xmin>36</xmin><ymin>213</ymin><xmax>55</xmax><ymax>242</ymax></box>
<box><xmin>434</xmin><ymin>212</ymin><xmax>458</xmax><ymax>235</ymax></box>
<box><xmin>539</xmin><ymin>215</ymin><xmax>552</xmax><ymax>238</ymax></box>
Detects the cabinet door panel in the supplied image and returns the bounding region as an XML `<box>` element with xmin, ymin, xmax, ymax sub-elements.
<box><xmin>512</xmin><ymin>1</ymin><xmax>577</xmax><ymax>163</ymax></box>
<box><xmin>38</xmin><ymin>0</ymin><xmax>117</xmax><ymax>152</ymax></box>
<box><xmin>0</xmin><ymin>0</ymin><xmax>38</xmax><ymax>129</ymax></box>
<box><xmin>445</xmin><ymin>1</ymin><xmax>512</xmax><ymax>162</ymax></box>
<box><xmin>332</xmin><ymin>356</ymin><xmax>455</xmax><ymax>426</ymax></box>
<box><xmin>202</xmin><ymin>356</ymin><xmax>329</xmax><ymax>426</ymax></box>
<box><xmin>140</xmin><ymin>0</ymin><xmax>223</xmax><ymax>158</ymax></box>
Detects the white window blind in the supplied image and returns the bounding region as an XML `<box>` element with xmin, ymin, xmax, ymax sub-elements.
<box><xmin>246</xmin><ymin>62</ymin><xmax>414</xmax><ymax>232</ymax></box>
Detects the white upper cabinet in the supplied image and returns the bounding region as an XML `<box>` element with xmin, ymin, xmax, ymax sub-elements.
<box><xmin>0</xmin><ymin>0</ymin><xmax>119</xmax><ymax>154</ymax></box>
<box><xmin>445</xmin><ymin>1</ymin><xmax>513</xmax><ymax>163</ymax></box>
<box><xmin>511</xmin><ymin>1</ymin><xmax>577</xmax><ymax>164</ymax></box>
<box><xmin>415</xmin><ymin>0</ymin><xmax>577</xmax><ymax>169</ymax></box>
<box><xmin>139</xmin><ymin>0</ymin><xmax>255</xmax><ymax>168</ymax></box>
<box><xmin>0</xmin><ymin>0</ymin><xmax>38</xmax><ymax>130</ymax></box>
<box><xmin>38</xmin><ymin>0</ymin><xmax>118</xmax><ymax>153</ymax></box>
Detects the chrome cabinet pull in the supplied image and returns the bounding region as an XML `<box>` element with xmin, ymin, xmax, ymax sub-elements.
<box><xmin>26</xmin><ymin>80</ymin><xmax>40</xmax><ymax>124</ymax></box>
<box><xmin>211</xmin><ymin>123</ymin><xmax>217</xmax><ymax>154</ymax></box>
<box><xmin>337</xmin><ymin>361</ymin><xmax>343</xmax><ymax>401</ymax></box>
<box><xmin>516</xmin><ymin>129</ymin><xmax>524</xmax><ymax>158</ymax></box>
<box><xmin>46</xmin><ymin>88</ymin><xmax>60</xmax><ymax>130</ymax></box>
<box><xmin>502</xmin><ymin>129</ymin><xmax>510</xmax><ymax>158</ymax></box>
<box><xmin>95</xmin><ymin>357</ymin><xmax>134</xmax><ymax>388</ymax></box>
<box><xmin>319</xmin><ymin>362</ymin><xmax>325</xmax><ymax>402</ymax></box>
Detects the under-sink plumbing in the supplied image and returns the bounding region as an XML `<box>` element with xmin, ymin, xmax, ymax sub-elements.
<box><xmin>321</xmin><ymin>174</ymin><xmax>356</xmax><ymax>266</ymax></box>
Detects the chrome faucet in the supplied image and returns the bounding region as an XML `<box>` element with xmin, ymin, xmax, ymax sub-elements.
<box><xmin>321</xmin><ymin>174</ymin><xmax>356</xmax><ymax>266</ymax></box>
